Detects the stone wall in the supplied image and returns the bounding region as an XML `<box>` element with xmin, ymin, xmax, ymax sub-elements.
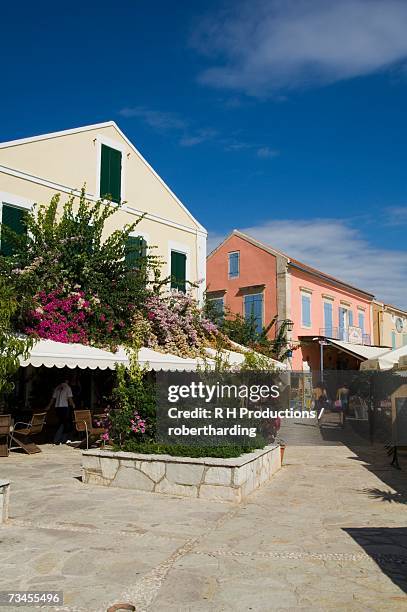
<box><xmin>82</xmin><ymin>445</ymin><xmax>281</xmax><ymax>502</ymax></box>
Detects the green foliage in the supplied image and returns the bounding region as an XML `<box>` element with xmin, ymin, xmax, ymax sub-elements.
<box><xmin>0</xmin><ymin>277</ymin><xmax>33</xmax><ymax>405</ymax></box>
<box><xmin>116</xmin><ymin>439</ymin><xmax>265</xmax><ymax>458</ymax></box>
<box><xmin>251</xmin><ymin>317</ymin><xmax>294</xmax><ymax>362</ymax></box>
<box><xmin>108</xmin><ymin>349</ymin><xmax>156</xmax><ymax>446</ymax></box>
<box><xmin>205</xmin><ymin>296</ymin><xmax>293</xmax><ymax>362</ymax></box>
<box><xmin>241</xmin><ymin>350</ymin><xmax>278</xmax><ymax>371</ymax></box>
<box><xmin>220</xmin><ymin>310</ymin><xmax>260</xmax><ymax>346</ymax></box>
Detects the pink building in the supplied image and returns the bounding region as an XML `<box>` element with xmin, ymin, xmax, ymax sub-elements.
<box><xmin>207</xmin><ymin>231</ymin><xmax>377</xmax><ymax>370</ymax></box>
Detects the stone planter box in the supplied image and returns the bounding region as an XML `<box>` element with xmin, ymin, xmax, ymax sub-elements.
<box><xmin>81</xmin><ymin>444</ymin><xmax>281</xmax><ymax>502</ymax></box>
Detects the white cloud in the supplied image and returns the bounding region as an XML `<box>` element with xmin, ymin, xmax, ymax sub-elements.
<box><xmin>223</xmin><ymin>141</ymin><xmax>252</xmax><ymax>152</ymax></box>
<box><xmin>385</xmin><ymin>206</ymin><xmax>407</xmax><ymax>226</ymax></box>
<box><xmin>208</xmin><ymin>218</ymin><xmax>407</xmax><ymax>308</ymax></box>
<box><xmin>119</xmin><ymin>105</ymin><xmax>277</xmax><ymax>156</ymax></box>
<box><xmin>179</xmin><ymin>128</ymin><xmax>218</xmax><ymax>147</ymax></box>
<box><xmin>192</xmin><ymin>0</ymin><xmax>407</xmax><ymax>96</ymax></box>
<box><xmin>119</xmin><ymin>106</ymin><xmax>187</xmax><ymax>131</ymax></box>
<box><xmin>119</xmin><ymin>106</ymin><xmax>218</xmax><ymax>148</ymax></box>
<box><xmin>256</xmin><ymin>147</ymin><xmax>279</xmax><ymax>159</ymax></box>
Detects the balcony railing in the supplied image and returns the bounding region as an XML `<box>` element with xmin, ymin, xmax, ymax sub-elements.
<box><xmin>319</xmin><ymin>327</ymin><xmax>371</xmax><ymax>346</ymax></box>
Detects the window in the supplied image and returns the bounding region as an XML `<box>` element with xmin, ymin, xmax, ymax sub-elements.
<box><xmin>358</xmin><ymin>311</ymin><xmax>365</xmax><ymax>333</ymax></box>
<box><xmin>301</xmin><ymin>293</ymin><xmax>311</xmax><ymax>328</ymax></box>
<box><xmin>403</xmin><ymin>334</ymin><xmax>407</xmax><ymax>346</ymax></box>
<box><xmin>228</xmin><ymin>251</ymin><xmax>239</xmax><ymax>278</ymax></box>
<box><xmin>323</xmin><ymin>301</ymin><xmax>333</xmax><ymax>337</ymax></box>
<box><xmin>392</xmin><ymin>331</ymin><xmax>396</xmax><ymax>349</ymax></box>
<box><xmin>125</xmin><ymin>236</ymin><xmax>147</xmax><ymax>269</ymax></box>
<box><xmin>348</xmin><ymin>309</ymin><xmax>354</xmax><ymax>327</ymax></box>
<box><xmin>339</xmin><ymin>306</ymin><xmax>349</xmax><ymax>340</ymax></box>
<box><xmin>171</xmin><ymin>250</ymin><xmax>187</xmax><ymax>292</ymax></box>
<box><xmin>0</xmin><ymin>203</ymin><xmax>27</xmax><ymax>256</ymax></box>
<box><xmin>100</xmin><ymin>144</ymin><xmax>122</xmax><ymax>203</ymax></box>
<box><xmin>209</xmin><ymin>297</ymin><xmax>224</xmax><ymax>322</ymax></box>
<box><xmin>244</xmin><ymin>293</ymin><xmax>263</xmax><ymax>333</ymax></box>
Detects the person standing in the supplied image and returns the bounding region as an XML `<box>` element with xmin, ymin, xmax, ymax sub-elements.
<box><xmin>314</xmin><ymin>381</ymin><xmax>330</xmax><ymax>422</ymax></box>
<box><xmin>336</xmin><ymin>383</ymin><xmax>350</xmax><ymax>428</ymax></box>
<box><xmin>47</xmin><ymin>377</ymin><xmax>75</xmax><ymax>444</ymax></box>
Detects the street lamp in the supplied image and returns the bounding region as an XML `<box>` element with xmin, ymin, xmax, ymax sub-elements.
<box><xmin>280</xmin><ymin>319</ymin><xmax>294</xmax><ymax>332</ymax></box>
<box><xmin>313</xmin><ymin>338</ymin><xmax>329</xmax><ymax>380</ymax></box>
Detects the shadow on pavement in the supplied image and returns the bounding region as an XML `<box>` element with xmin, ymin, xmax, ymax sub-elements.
<box><xmin>362</xmin><ymin>487</ymin><xmax>407</xmax><ymax>504</ymax></box>
<box><xmin>344</xmin><ymin>527</ymin><xmax>407</xmax><ymax>595</ymax></box>
<box><xmin>344</xmin><ymin>442</ymin><xmax>407</xmax><ymax>501</ymax></box>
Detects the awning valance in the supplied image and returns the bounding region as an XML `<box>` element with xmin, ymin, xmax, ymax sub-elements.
<box><xmin>19</xmin><ymin>339</ymin><xmax>213</xmax><ymax>371</ymax></box>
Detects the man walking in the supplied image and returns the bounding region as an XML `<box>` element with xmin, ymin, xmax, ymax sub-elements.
<box><xmin>48</xmin><ymin>377</ymin><xmax>75</xmax><ymax>444</ymax></box>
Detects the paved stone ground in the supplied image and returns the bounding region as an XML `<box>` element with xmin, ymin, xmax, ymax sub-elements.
<box><xmin>1</xmin><ymin>435</ymin><xmax>407</xmax><ymax>611</ymax></box>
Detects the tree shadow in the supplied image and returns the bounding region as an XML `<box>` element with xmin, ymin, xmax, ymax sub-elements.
<box><xmin>362</xmin><ymin>487</ymin><xmax>407</xmax><ymax>504</ymax></box>
<box><xmin>345</xmin><ymin>443</ymin><xmax>407</xmax><ymax>498</ymax></box>
<box><xmin>344</xmin><ymin>527</ymin><xmax>407</xmax><ymax>594</ymax></box>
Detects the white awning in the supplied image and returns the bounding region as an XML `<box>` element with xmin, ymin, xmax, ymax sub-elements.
<box><xmin>360</xmin><ymin>343</ymin><xmax>407</xmax><ymax>371</ymax></box>
<box><xmin>18</xmin><ymin>338</ymin><xmax>286</xmax><ymax>372</ymax></box>
<box><xmin>325</xmin><ymin>339</ymin><xmax>389</xmax><ymax>362</ymax></box>
<box><xmin>19</xmin><ymin>339</ymin><xmax>214</xmax><ymax>371</ymax></box>
<box><xmin>138</xmin><ymin>347</ymin><xmax>212</xmax><ymax>371</ymax></box>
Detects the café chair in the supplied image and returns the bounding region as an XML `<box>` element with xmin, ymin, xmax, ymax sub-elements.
<box><xmin>0</xmin><ymin>415</ymin><xmax>12</xmax><ymax>457</ymax></box>
<box><xmin>73</xmin><ymin>410</ymin><xmax>105</xmax><ymax>450</ymax></box>
<box><xmin>9</xmin><ymin>412</ymin><xmax>47</xmax><ymax>454</ymax></box>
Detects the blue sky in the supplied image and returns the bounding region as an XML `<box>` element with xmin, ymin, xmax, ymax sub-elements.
<box><xmin>2</xmin><ymin>0</ymin><xmax>407</xmax><ymax>307</ymax></box>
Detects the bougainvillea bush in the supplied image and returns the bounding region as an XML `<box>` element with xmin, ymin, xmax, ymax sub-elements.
<box><xmin>139</xmin><ymin>290</ymin><xmax>218</xmax><ymax>358</ymax></box>
<box><xmin>0</xmin><ymin>190</ymin><xmax>163</xmax><ymax>347</ymax></box>
<box><xmin>25</xmin><ymin>288</ymin><xmax>91</xmax><ymax>344</ymax></box>
<box><xmin>25</xmin><ymin>286</ymin><xmax>129</xmax><ymax>347</ymax></box>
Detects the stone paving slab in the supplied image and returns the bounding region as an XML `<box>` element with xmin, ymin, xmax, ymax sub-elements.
<box><xmin>1</xmin><ymin>439</ymin><xmax>407</xmax><ymax>611</ymax></box>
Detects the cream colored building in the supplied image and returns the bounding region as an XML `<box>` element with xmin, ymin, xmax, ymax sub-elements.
<box><xmin>0</xmin><ymin>121</ymin><xmax>207</xmax><ymax>301</ymax></box>
<box><xmin>372</xmin><ymin>300</ymin><xmax>407</xmax><ymax>349</ymax></box>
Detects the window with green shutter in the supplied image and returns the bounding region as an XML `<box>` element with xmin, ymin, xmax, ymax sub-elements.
<box><xmin>100</xmin><ymin>144</ymin><xmax>122</xmax><ymax>203</ymax></box>
<box><xmin>171</xmin><ymin>251</ymin><xmax>186</xmax><ymax>292</ymax></box>
<box><xmin>1</xmin><ymin>204</ymin><xmax>27</xmax><ymax>256</ymax></box>
<box><xmin>125</xmin><ymin>236</ymin><xmax>147</xmax><ymax>269</ymax></box>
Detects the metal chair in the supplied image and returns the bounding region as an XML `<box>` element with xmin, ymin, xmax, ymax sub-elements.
<box><xmin>0</xmin><ymin>415</ymin><xmax>11</xmax><ymax>457</ymax></box>
<box><xmin>73</xmin><ymin>410</ymin><xmax>104</xmax><ymax>450</ymax></box>
<box><xmin>9</xmin><ymin>412</ymin><xmax>47</xmax><ymax>454</ymax></box>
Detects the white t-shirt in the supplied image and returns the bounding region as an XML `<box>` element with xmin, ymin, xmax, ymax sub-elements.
<box><xmin>53</xmin><ymin>383</ymin><xmax>73</xmax><ymax>408</ymax></box>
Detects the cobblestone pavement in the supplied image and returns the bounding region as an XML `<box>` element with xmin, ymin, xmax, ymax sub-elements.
<box><xmin>1</xmin><ymin>437</ymin><xmax>407</xmax><ymax>611</ymax></box>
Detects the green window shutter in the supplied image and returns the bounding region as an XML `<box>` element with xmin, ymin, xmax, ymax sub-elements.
<box><xmin>125</xmin><ymin>236</ymin><xmax>147</xmax><ymax>268</ymax></box>
<box><xmin>100</xmin><ymin>145</ymin><xmax>122</xmax><ymax>203</ymax></box>
<box><xmin>171</xmin><ymin>251</ymin><xmax>186</xmax><ymax>292</ymax></box>
<box><xmin>1</xmin><ymin>204</ymin><xmax>26</xmax><ymax>256</ymax></box>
